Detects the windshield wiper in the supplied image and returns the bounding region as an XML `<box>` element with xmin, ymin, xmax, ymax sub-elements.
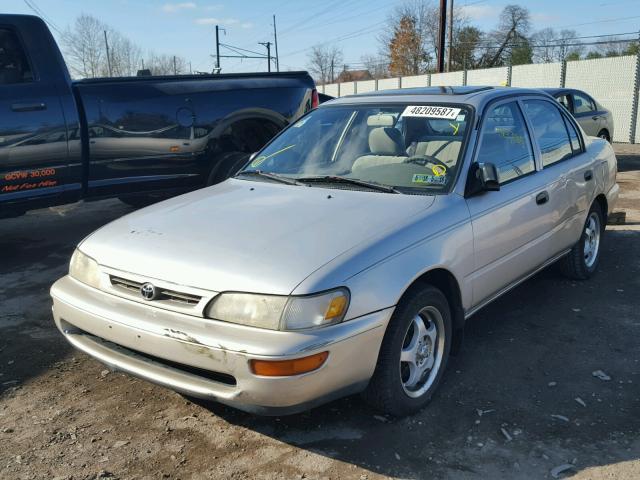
<box><xmin>297</xmin><ymin>175</ymin><xmax>400</xmax><ymax>194</ymax></box>
<box><xmin>235</xmin><ymin>170</ymin><xmax>304</xmax><ymax>186</ymax></box>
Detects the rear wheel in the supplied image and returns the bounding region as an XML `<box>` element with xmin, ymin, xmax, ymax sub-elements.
<box><xmin>597</xmin><ymin>129</ymin><xmax>611</xmax><ymax>143</ymax></box>
<box><xmin>363</xmin><ymin>285</ymin><xmax>452</xmax><ymax>417</ymax></box>
<box><xmin>559</xmin><ymin>202</ymin><xmax>603</xmax><ymax>280</ymax></box>
<box><xmin>206</xmin><ymin>151</ymin><xmax>250</xmax><ymax>186</ymax></box>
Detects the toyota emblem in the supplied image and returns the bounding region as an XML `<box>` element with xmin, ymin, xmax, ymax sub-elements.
<box><xmin>140</xmin><ymin>282</ymin><xmax>157</xmax><ymax>300</ymax></box>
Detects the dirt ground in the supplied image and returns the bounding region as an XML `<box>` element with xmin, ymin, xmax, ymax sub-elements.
<box><xmin>1</xmin><ymin>144</ymin><xmax>639</xmax><ymax>480</ymax></box>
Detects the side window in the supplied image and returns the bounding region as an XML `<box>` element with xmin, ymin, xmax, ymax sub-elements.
<box><xmin>563</xmin><ymin>116</ymin><xmax>582</xmax><ymax>154</ymax></box>
<box><xmin>477</xmin><ymin>101</ymin><xmax>535</xmax><ymax>184</ymax></box>
<box><xmin>523</xmin><ymin>99</ymin><xmax>573</xmax><ymax>167</ymax></box>
<box><xmin>0</xmin><ymin>28</ymin><xmax>33</xmax><ymax>85</ymax></box>
<box><xmin>572</xmin><ymin>92</ymin><xmax>595</xmax><ymax>114</ymax></box>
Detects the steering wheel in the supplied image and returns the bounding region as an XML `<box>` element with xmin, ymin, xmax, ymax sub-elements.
<box><xmin>404</xmin><ymin>155</ymin><xmax>449</xmax><ymax>172</ymax></box>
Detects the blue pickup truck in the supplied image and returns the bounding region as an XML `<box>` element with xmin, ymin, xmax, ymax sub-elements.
<box><xmin>0</xmin><ymin>14</ymin><xmax>317</xmax><ymax>218</ymax></box>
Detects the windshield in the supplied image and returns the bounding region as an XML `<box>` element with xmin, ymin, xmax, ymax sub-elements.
<box><xmin>239</xmin><ymin>103</ymin><xmax>472</xmax><ymax>194</ymax></box>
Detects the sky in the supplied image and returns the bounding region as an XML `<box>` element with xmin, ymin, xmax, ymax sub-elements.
<box><xmin>4</xmin><ymin>0</ymin><xmax>640</xmax><ymax>74</ymax></box>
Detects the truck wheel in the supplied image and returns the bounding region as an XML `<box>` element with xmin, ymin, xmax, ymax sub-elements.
<box><xmin>559</xmin><ymin>202</ymin><xmax>603</xmax><ymax>280</ymax></box>
<box><xmin>363</xmin><ymin>285</ymin><xmax>452</xmax><ymax>417</ymax></box>
<box><xmin>118</xmin><ymin>195</ymin><xmax>158</xmax><ymax>209</ymax></box>
<box><xmin>206</xmin><ymin>151</ymin><xmax>250</xmax><ymax>186</ymax></box>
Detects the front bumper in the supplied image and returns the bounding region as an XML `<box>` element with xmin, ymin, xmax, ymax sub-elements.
<box><xmin>51</xmin><ymin>276</ymin><xmax>393</xmax><ymax>415</ymax></box>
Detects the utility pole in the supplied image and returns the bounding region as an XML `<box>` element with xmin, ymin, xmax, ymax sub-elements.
<box><xmin>173</xmin><ymin>55</ymin><xmax>177</xmax><ymax>75</ymax></box>
<box><xmin>447</xmin><ymin>0</ymin><xmax>453</xmax><ymax>72</ymax></box>
<box><xmin>437</xmin><ymin>0</ymin><xmax>447</xmax><ymax>73</ymax></box>
<box><xmin>215</xmin><ymin>25</ymin><xmax>221</xmax><ymax>69</ymax></box>
<box><xmin>259</xmin><ymin>41</ymin><xmax>272</xmax><ymax>72</ymax></box>
<box><xmin>273</xmin><ymin>14</ymin><xmax>280</xmax><ymax>72</ymax></box>
<box><xmin>103</xmin><ymin>30</ymin><xmax>112</xmax><ymax>76</ymax></box>
<box><xmin>189</xmin><ymin>61</ymin><xmax>192</xmax><ymax>74</ymax></box>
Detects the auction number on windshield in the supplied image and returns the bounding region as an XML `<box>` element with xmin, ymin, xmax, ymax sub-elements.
<box><xmin>402</xmin><ymin>106</ymin><xmax>461</xmax><ymax>120</ymax></box>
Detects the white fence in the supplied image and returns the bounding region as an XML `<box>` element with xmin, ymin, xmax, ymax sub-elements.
<box><xmin>318</xmin><ymin>55</ymin><xmax>640</xmax><ymax>143</ymax></box>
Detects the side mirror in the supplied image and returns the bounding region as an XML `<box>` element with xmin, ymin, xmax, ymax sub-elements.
<box><xmin>467</xmin><ymin>162</ymin><xmax>500</xmax><ymax>196</ymax></box>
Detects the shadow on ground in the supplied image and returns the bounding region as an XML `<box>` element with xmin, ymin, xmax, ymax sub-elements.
<box><xmin>0</xmin><ymin>200</ymin><xmax>134</xmax><ymax>396</ymax></box>
<box><xmin>195</xmin><ymin>229</ymin><xmax>640</xmax><ymax>478</ymax></box>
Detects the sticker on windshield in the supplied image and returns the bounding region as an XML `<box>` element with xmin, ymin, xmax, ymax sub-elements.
<box><xmin>432</xmin><ymin>165</ymin><xmax>446</xmax><ymax>177</ymax></box>
<box><xmin>412</xmin><ymin>174</ymin><xmax>447</xmax><ymax>185</ymax></box>
<box><xmin>402</xmin><ymin>106</ymin><xmax>461</xmax><ymax>119</ymax></box>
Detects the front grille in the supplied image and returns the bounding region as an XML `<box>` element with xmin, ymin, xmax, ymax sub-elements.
<box><xmin>110</xmin><ymin>276</ymin><xmax>202</xmax><ymax>306</ymax></box>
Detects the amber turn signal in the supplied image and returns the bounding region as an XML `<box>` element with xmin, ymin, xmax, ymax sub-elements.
<box><xmin>250</xmin><ymin>351</ymin><xmax>329</xmax><ymax>377</ymax></box>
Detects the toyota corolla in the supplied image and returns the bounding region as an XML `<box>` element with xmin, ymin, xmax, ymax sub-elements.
<box><xmin>51</xmin><ymin>86</ymin><xmax>619</xmax><ymax>416</ymax></box>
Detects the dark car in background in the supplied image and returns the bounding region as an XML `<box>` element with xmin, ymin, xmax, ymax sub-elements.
<box><xmin>0</xmin><ymin>14</ymin><xmax>317</xmax><ymax>218</ymax></box>
<box><xmin>542</xmin><ymin>88</ymin><xmax>613</xmax><ymax>142</ymax></box>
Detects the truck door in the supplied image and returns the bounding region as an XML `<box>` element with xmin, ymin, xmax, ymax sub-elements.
<box><xmin>0</xmin><ymin>26</ymin><xmax>73</xmax><ymax>211</ymax></box>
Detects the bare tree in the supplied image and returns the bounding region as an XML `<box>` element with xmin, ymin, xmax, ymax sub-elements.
<box><xmin>480</xmin><ymin>4</ymin><xmax>531</xmax><ymax>67</ymax></box>
<box><xmin>306</xmin><ymin>44</ymin><xmax>343</xmax><ymax>84</ymax></box>
<box><xmin>360</xmin><ymin>54</ymin><xmax>389</xmax><ymax>79</ymax></box>
<box><xmin>62</xmin><ymin>13</ymin><xmax>187</xmax><ymax>78</ymax></box>
<box><xmin>532</xmin><ymin>28</ymin><xmax>583</xmax><ymax>62</ymax></box>
<box><xmin>144</xmin><ymin>53</ymin><xmax>188</xmax><ymax>75</ymax></box>
<box><xmin>63</xmin><ymin>14</ymin><xmax>106</xmax><ymax>78</ymax></box>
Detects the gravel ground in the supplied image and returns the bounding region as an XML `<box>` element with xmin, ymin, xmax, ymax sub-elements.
<box><xmin>1</xmin><ymin>144</ymin><xmax>639</xmax><ymax>480</ymax></box>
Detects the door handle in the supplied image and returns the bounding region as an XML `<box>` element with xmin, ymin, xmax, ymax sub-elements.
<box><xmin>592</xmin><ymin>115</ymin><xmax>599</xmax><ymax>120</ymax></box>
<box><xmin>535</xmin><ymin>191</ymin><xmax>549</xmax><ymax>205</ymax></box>
<box><xmin>11</xmin><ymin>102</ymin><xmax>47</xmax><ymax>112</ymax></box>
<box><xmin>584</xmin><ymin>170</ymin><xmax>593</xmax><ymax>181</ymax></box>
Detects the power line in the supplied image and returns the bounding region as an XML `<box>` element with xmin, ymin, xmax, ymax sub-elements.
<box><xmin>23</xmin><ymin>0</ymin><xmax>63</xmax><ymax>35</ymax></box>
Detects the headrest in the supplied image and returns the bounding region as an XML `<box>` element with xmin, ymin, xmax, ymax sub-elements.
<box><xmin>369</xmin><ymin>127</ymin><xmax>405</xmax><ymax>155</ymax></box>
<box><xmin>367</xmin><ymin>114</ymin><xmax>395</xmax><ymax>127</ymax></box>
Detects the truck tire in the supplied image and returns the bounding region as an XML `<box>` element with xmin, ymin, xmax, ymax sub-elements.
<box><xmin>559</xmin><ymin>202</ymin><xmax>604</xmax><ymax>280</ymax></box>
<box><xmin>118</xmin><ymin>195</ymin><xmax>158</xmax><ymax>209</ymax></box>
<box><xmin>206</xmin><ymin>151</ymin><xmax>250</xmax><ymax>186</ymax></box>
<box><xmin>363</xmin><ymin>285</ymin><xmax>452</xmax><ymax>417</ymax></box>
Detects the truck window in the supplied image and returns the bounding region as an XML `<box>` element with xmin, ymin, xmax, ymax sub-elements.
<box><xmin>0</xmin><ymin>28</ymin><xmax>33</xmax><ymax>85</ymax></box>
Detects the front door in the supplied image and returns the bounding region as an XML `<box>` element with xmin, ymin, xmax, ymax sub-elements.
<box><xmin>0</xmin><ymin>27</ymin><xmax>72</xmax><ymax>212</ymax></box>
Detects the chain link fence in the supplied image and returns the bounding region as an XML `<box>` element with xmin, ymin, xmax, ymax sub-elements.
<box><xmin>318</xmin><ymin>54</ymin><xmax>640</xmax><ymax>143</ymax></box>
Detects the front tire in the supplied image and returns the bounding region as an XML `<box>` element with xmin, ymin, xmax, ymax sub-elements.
<box><xmin>559</xmin><ymin>202</ymin><xmax>604</xmax><ymax>280</ymax></box>
<box><xmin>363</xmin><ymin>285</ymin><xmax>452</xmax><ymax>417</ymax></box>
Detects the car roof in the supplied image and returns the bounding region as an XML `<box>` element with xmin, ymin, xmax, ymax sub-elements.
<box><xmin>323</xmin><ymin>86</ymin><xmax>552</xmax><ymax>109</ymax></box>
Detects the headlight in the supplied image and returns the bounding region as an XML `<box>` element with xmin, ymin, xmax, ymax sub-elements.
<box><xmin>69</xmin><ymin>248</ymin><xmax>101</xmax><ymax>288</ymax></box>
<box><xmin>205</xmin><ymin>288</ymin><xmax>350</xmax><ymax>331</ymax></box>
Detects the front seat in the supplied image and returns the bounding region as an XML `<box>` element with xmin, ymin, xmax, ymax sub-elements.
<box><xmin>352</xmin><ymin>127</ymin><xmax>407</xmax><ymax>171</ymax></box>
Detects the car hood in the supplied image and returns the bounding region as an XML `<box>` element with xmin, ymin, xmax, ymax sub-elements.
<box><xmin>80</xmin><ymin>179</ymin><xmax>435</xmax><ymax>295</ymax></box>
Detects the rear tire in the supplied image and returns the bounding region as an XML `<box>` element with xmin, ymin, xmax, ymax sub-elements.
<box><xmin>363</xmin><ymin>285</ymin><xmax>452</xmax><ymax>417</ymax></box>
<box><xmin>559</xmin><ymin>202</ymin><xmax>604</xmax><ymax>280</ymax></box>
<box><xmin>597</xmin><ymin>129</ymin><xmax>611</xmax><ymax>143</ymax></box>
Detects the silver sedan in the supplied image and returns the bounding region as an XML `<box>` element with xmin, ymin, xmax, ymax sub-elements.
<box><xmin>51</xmin><ymin>86</ymin><xmax>619</xmax><ymax>416</ymax></box>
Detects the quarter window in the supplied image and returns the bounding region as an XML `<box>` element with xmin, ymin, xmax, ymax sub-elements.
<box><xmin>523</xmin><ymin>100</ymin><xmax>573</xmax><ymax>167</ymax></box>
<box><xmin>563</xmin><ymin>116</ymin><xmax>582</xmax><ymax>154</ymax></box>
<box><xmin>0</xmin><ymin>28</ymin><xmax>33</xmax><ymax>85</ymax></box>
<box><xmin>477</xmin><ymin>101</ymin><xmax>535</xmax><ymax>184</ymax></box>
<box><xmin>572</xmin><ymin>92</ymin><xmax>595</xmax><ymax>114</ymax></box>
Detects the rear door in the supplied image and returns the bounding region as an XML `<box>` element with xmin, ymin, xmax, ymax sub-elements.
<box><xmin>522</xmin><ymin>97</ymin><xmax>595</xmax><ymax>253</ymax></box>
<box><xmin>466</xmin><ymin>99</ymin><xmax>556</xmax><ymax>307</ymax></box>
<box><xmin>0</xmin><ymin>26</ymin><xmax>72</xmax><ymax>210</ymax></box>
<box><xmin>570</xmin><ymin>91</ymin><xmax>601</xmax><ymax>137</ymax></box>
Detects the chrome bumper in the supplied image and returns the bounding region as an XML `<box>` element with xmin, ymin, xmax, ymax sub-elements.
<box><xmin>51</xmin><ymin>276</ymin><xmax>392</xmax><ymax>415</ymax></box>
